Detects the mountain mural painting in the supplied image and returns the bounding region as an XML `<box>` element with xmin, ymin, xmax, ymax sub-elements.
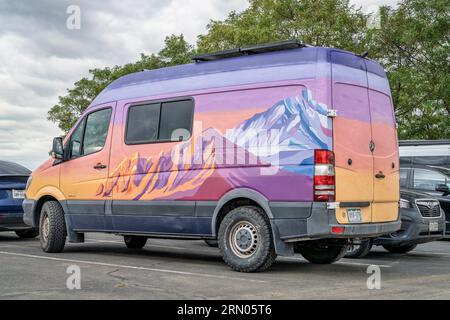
<box><xmin>99</xmin><ymin>89</ymin><xmax>332</xmax><ymax>201</ymax></box>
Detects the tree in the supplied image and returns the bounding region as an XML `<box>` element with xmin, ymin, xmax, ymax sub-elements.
<box><xmin>197</xmin><ymin>0</ymin><xmax>369</xmax><ymax>54</ymax></box>
<box><xmin>48</xmin><ymin>35</ymin><xmax>194</xmax><ymax>132</ymax></box>
<box><xmin>49</xmin><ymin>0</ymin><xmax>449</xmax><ymax>139</ymax></box>
<box><xmin>370</xmin><ymin>0</ymin><xmax>450</xmax><ymax>139</ymax></box>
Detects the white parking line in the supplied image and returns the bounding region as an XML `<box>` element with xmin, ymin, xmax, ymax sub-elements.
<box><xmin>87</xmin><ymin>238</ymin><xmax>394</xmax><ymax>268</ymax></box>
<box><xmin>283</xmin><ymin>256</ymin><xmax>392</xmax><ymax>268</ymax></box>
<box><xmin>412</xmin><ymin>251</ymin><xmax>450</xmax><ymax>258</ymax></box>
<box><xmin>0</xmin><ymin>251</ymin><xmax>267</xmax><ymax>283</ymax></box>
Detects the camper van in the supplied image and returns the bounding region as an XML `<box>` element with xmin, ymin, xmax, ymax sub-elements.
<box><xmin>23</xmin><ymin>41</ymin><xmax>400</xmax><ymax>272</ymax></box>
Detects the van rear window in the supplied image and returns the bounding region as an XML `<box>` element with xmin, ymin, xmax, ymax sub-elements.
<box><xmin>125</xmin><ymin>99</ymin><xmax>194</xmax><ymax>145</ymax></box>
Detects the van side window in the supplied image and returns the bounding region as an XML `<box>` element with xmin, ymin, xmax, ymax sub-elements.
<box><xmin>83</xmin><ymin>108</ymin><xmax>112</xmax><ymax>156</ymax></box>
<box><xmin>159</xmin><ymin>100</ymin><xmax>193</xmax><ymax>141</ymax></box>
<box><xmin>69</xmin><ymin>118</ymin><xmax>86</xmax><ymax>158</ymax></box>
<box><xmin>125</xmin><ymin>99</ymin><xmax>194</xmax><ymax>144</ymax></box>
<box><xmin>126</xmin><ymin>103</ymin><xmax>160</xmax><ymax>143</ymax></box>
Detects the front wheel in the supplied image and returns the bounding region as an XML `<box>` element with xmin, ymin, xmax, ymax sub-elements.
<box><xmin>383</xmin><ymin>244</ymin><xmax>417</xmax><ymax>254</ymax></box>
<box><xmin>297</xmin><ymin>241</ymin><xmax>348</xmax><ymax>264</ymax></box>
<box><xmin>15</xmin><ymin>229</ymin><xmax>39</xmax><ymax>239</ymax></box>
<box><xmin>218</xmin><ymin>206</ymin><xmax>277</xmax><ymax>273</ymax></box>
<box><xmin>124</xmin><ymin>236</ymin><xmax>147</xmax><ymax>249</ymax></box>
<box><xmin>39</xmin><ymin>201</ymin><xmax>67</xmax><ymax>253</ymax></box>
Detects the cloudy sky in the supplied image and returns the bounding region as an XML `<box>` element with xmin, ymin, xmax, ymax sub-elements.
<box><xmin>0</xmin><ymin>0</ymin><xmax>398</xmax><ymax>170</ymax></box>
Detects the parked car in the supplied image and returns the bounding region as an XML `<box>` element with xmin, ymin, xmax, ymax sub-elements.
<box><xmin>399</xmin><ymin>140</ymin><xmax>450</xmax><ymax>236</ymax></box>
<box><xmin>23</xmin><ymin>41</ymin><xmax>401</xmax><ymax>272</ymax></box>
<box><xmin>346</xmin><ymin>190</ymin><xmax>446</xmax><ymax>258</ymax></box>
<box><xmin>0</xmin><ymin>160</ymin><xmax>38</xmax><ymax>238</ymax></box>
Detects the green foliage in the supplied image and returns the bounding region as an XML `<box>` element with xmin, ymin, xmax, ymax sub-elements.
<box><xmin>197</xmin><ymin>0</ymin><xmax>369</xmax><ymax>54</ymax></box>
<box><xmin>371</xmin><ymin>0</ymin><xmax>450</xmax><ymax>139</ymax></box>
<box><xmin>49</xmin><ymin>0</ymin><xmax>449</xmax><ymax>139</ymax></box>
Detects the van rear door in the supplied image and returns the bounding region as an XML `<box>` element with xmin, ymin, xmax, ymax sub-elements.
<box><xmin>367</xmin><ymin>62</ymin><xmax>399</xmax><ymax>223</ymax></box>
<box><xmin>331</xmin><ymin>51</ymin><xmax>399</xmax><ymax>224</ymax></box>
<box><xmin>331</xmin><ymin>51</ymin><xmax>374</xmax><ymax>224</ymax></box>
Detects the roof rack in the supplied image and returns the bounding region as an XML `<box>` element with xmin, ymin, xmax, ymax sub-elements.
<box><xmin>192</xmin><ymin>40</ymin><xmax>308</xmax><ymax>63</ymax></box>
<box><xmin>399</xmin><ymin>140</ymin><xmax>450</xmax><ymax>146</ymax></box>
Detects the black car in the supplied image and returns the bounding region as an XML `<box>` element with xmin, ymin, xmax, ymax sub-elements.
<box><xmin>399</xmin><ymin>140</ymin><xmax>450</xmax><ymax>236</ymax></box>
<box><xmin>0</xmin><ymin>160</ymin><xmax>39</xmax><ymax>238</ymax></box>
<box><xmin>399</xmin><ymin>166</ymin><xmax>450</xmax><ymax>236</ymax></box>
<box><xmin>346</xmin><ymin>190</ymin><xmax>446</xmax><ymax>258</ymax></box>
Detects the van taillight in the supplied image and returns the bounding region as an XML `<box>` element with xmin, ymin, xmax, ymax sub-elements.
<box><xmin>314</xmin><ymin>150</ymin><xmax>335</xmax><ymax>202</ymax></box>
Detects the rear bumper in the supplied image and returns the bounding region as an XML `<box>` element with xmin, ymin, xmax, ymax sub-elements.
<box><xmin>0</xmin><ymin>212</ymin><xmax>31</xmax><ymax>231</ymax></box>
<box><xmin>271</xmin><ymin>202</ymin><xmax>401</xmax><ymax>242</ymax></box>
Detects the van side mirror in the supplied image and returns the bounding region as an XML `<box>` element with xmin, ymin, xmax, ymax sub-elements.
<box><xmin>435</xmin><ymin>184</ymin><xmax>450</xmax><ymax>195</ymax></box>
<box><xmin>51</xmin><ymin>137</ymin><xmax>64</xmax><ymax>160</ymax></box>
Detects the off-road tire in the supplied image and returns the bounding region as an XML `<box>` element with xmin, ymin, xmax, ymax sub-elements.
<box><xmin>124</xmin><ymin>236</ymin><xmax>147</xmax><ymax>249</ymax></box>
<box><xmin>345</xmin><ymin>240</ymin><xmax>373</xmax><ymax>258</ymax></box>
<box><xmin>218</xmin><ymin>206</ymin><xmax>277</xmax><ymax>273</ymax></box>
<box><xmin>39</xmin><ymin>201</ymin><xmax>67</xmax><ymax>253</ymax></box>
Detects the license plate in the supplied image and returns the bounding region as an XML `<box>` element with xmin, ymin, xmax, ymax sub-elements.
<box><xmin>348</xmin><ymin>208</ymin><xmax>362</xmax><ymax>223</ymax></box>
<box><xmin>12</xmin><ymin>189</ymin><xmax>25</xmax><ymax>199</ymax></box>
<box><xmin>429</xmin><ymin>222</ymin><xmax>439</xmax><ymax>232</ymax></box>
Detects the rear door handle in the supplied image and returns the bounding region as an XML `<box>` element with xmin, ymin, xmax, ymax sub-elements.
<box><xmin>375</xmin><ymin>172</ymin><xmax>385</xmax><ymax>179</ymax></box>
<box><xmin>94</xmin><ymin>163</ymin><xmax>107</xmax><ymax>170</ymax></box>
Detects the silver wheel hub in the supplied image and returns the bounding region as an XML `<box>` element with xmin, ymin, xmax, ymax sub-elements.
<box><xmin>42</xmin><ymin>214</ymin><xmax>49</xmax><ymax>241</ymax></box>
<box><xmin>229</xmin><ymin>221</ymin><xmax>259</xmax><ymax>258</ymax></box>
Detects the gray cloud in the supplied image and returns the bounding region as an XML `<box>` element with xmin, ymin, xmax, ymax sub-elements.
<box><xmin>0</xmin><ymin>0</ymin><xmax>397</xmax><ymax>170</ymax></box>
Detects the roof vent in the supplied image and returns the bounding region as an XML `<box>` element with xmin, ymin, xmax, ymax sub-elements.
<box><xmin>192</xmin><ymin>40</ymin><xmax>308</xmax><ymax>63</ymax></box>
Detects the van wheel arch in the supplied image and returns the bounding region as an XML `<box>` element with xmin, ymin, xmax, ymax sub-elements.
<box><xmin>34</xmin><ymin>196</ymin><xmax>61</xmax><ymax>227</ymax></box>
<box><xmin>211</xmin><ymin>189</ymin><xmax>294</xmax><ymax>257</ymax></box>
<box><xmin>212</xmin><ymin>189</ymin><xmax>274</xmax><ymax>237</ymax></box>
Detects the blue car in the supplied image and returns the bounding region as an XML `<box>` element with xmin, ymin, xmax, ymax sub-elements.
<box><xmin>0</xmin><ymin>160</ymin><xmax>38</xmax><ymax>238</ymax></box>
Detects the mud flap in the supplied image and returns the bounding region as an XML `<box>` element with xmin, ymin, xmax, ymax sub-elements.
<box><xmin>64</xmin><ymin>214</ymin><xmax>85</xmax><ymax>243</ymax></box>
<box><xmin>270</xmin><ymin>220</ymin><xmax>294</xmax><ymax>256</ymax></box>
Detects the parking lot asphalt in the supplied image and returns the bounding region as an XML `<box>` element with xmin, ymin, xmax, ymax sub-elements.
<box><xmin>0</xmin><ymin>232</ymin><xmax>449</xmax><ymax>300</ymax></box>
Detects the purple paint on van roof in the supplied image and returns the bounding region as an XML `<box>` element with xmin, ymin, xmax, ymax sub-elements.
<box><xmin>90</xmin><ymin>47</ymin><xmax>387</xmax><ymax>107</ymax></box>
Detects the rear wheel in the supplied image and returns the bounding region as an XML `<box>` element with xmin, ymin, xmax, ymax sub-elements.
<box><xmin>218</xmin><ymin>206</ymin><xmax>276</xmax><ymax>273</ymax></box>
<box><xmin>15</xmin><ymin>229</ymin><xmax>39</xmax><ymax>239</ymax></box>
<box><xmin>383</xmin><ymin>244</ymin><xmax>417</xmax><ymax>254</ymax></box>
<box><xmin>39</xmin><ymin>201</ymin><xmax>67</xmax><ymax>253</ymax></box>
<box><xmin>345</xmin><ymin>240</ymin><xmax>373</xmax><ymax>259</ymax></box>
<box><xmin>204</xmin><ymin>239</ymin><xmax>219</xmax><ymax>247</ymax></box>
<box><xmin>124</xmin><ymin>236</ymin><xmax>147</xmax><ymax>249</ymax></box>
<box><xmin>297</xmin><ymin>241</ymin><xmax>348</xmax><ymax>264</ymax></box>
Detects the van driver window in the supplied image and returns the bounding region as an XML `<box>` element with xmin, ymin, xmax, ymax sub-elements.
<box><xmin>83</xmin><ymin>108</ymin><xmax>112</xmax><ymax>156</ymax></box>
<box><xmin>413</xmin><ymin>169</ymin><xmax>447</xmax><ymax>191</ymax></box>
<box><xmin>69</xmin><ymin>118</ymin><xmax>85</xmax><ymax>158</ymax></box>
